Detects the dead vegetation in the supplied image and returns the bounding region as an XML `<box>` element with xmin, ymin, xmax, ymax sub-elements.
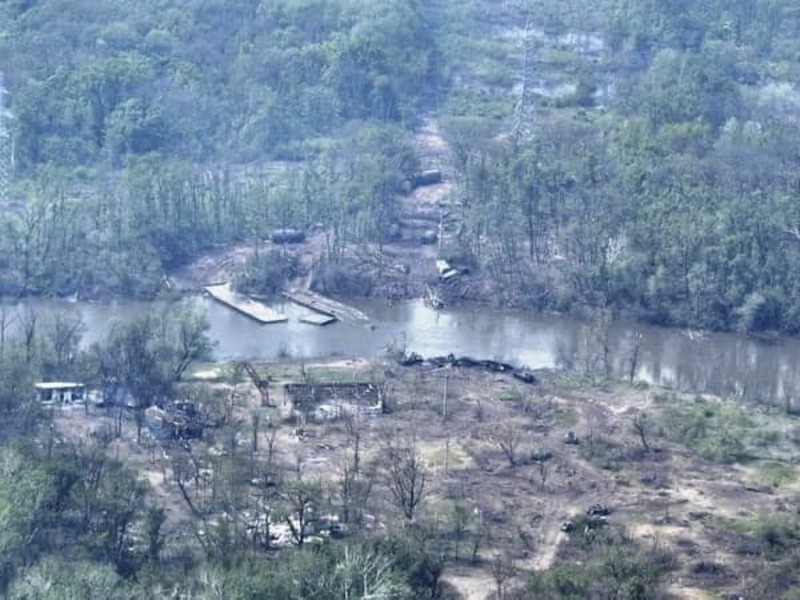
<box><xmin>51</xmin><ymin>357</ymin><xmax>800</xmax><ymax>599</ymax></box>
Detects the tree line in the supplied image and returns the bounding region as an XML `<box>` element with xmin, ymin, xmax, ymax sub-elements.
<box><xmin>3</xmin><ymin>0</ymin><xmax>437</xmax><ymax>167</ymax></box>
<box><xmin>4</xmin><ymin>0</ymin><xmax>800</xmax><ymax>334</ymax></box>
<box><xmin>438</xmin><ymin>0</ymin><xmax>800</xmax><ymax>332</ymax></box>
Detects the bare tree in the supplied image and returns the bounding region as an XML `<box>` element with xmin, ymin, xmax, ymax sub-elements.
<box><xmin>224</xmin><ymin>374</ymin><xmax>240</xmax><ymax>426</ymax></box>
<box><xmin>20</xmin><ymin>308</ymin><xmax>37</xmax><ymax>365</ymax></box>
<box><xmin>134</xmin><ymin>407</ymin><xmax>145</xmax><ymax>443</ymax></box>
<box><xmin>43</xmin><ymin>312</ymin><xmax>86</xmax><ymax>379</ymax></box>
<box><xmin>632</xmin><ymin>411</ymin><xmax>651</xmax><ymax>452</ymax></box>
<box><xmin>339</xmin><ymin>418</ymin><xmax>373</xmax><ymax>526</ymax></box>
<box><xmin>74</xmin><ymin>434</ymin><xmax>111</xmax><ymax>528</ymax></box>
<box><xmin>450</xmin><ymin>502</ymin><xmax>471</xmax><ymax>561</ymax></box>
<box><xmin>490</xmin><ymin>552</ymin><xmax>517</xmax><ymax>600</ymax></box>
<box><xmin>493</xmin><ymin>422</ymin><xmax>522</xmax><ymax>467</ymax></box>
<box><xmin>593</xmin><ymin>309</ymin><xmax>613</xmax><ymax>379</ymax></box>
<box><xmin>627</xmin><ymin>332</ymin><xmax>643</xmax><ymax>384</ymax></box>
<box><xmin>470</xmin><ymin>507</ymin><xmax>489</xmax><ymax>564</ymax></box>
<box><xmin>251</xmin><ymin>412</ymin><xmax>260</xmax><ymax>454</ymax></box>
<box><xmin>172</xmin><ymin>451</ymin><xmax>203</xmax><ymax>517</ymax></box>
<box><xmin>782</xmin><ymin>370</ymin><xmax>800</xmax><ymax>415</ymax></box>
<box><xmin>250</xmin><ymin>468</ymin><xmax>279</xmax><ymax>551</ymax></box>
<box><xmin>337</xmin><ymin>545</ymin><xmax>413</xmax><ymax>599</ymax></box>
<box><xmin>281</xmin><ymin>478</ymin><xmax>323</xmax><ymax>547</ymax></box>
<box><xmin>578</xmin><ymin>309</ymin><xmax>613</xmax><ymax>378</ymax></box>
<box><xmin>0</xmin><ymin>306</ymin><xmax>18</xmax><ymax>360</ymax></box>
<box><xmin>385</xmin><ymin>434</ymin><xmax>428</xmax><ymax>522</ymax></box>
<box><xmin>586</xmin><ymin>423</ymin><xmax>596</xmax><ymax>458</ymax></box>
<box><xmin>533</xmin><ymin>453</ymin><xmax>552</xmax><ymax>490</ymax></box>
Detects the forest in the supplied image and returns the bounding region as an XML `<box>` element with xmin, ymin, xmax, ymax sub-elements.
<box><xmin>3</xmin><ymin>1</ymin><xmax>800</xmax><ymax>332</ymax></box>
<box><xmin>3</xmin><ymin>0</ymin><xmax>800</xmax><ymax>598</ymax></box>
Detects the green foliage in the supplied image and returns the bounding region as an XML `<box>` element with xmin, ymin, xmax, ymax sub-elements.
<box><xmin>413</xmin><ymin>0</ymin><xmax>800</xmax><ymax>334</ymax></box>
<box><xmin>721</xmin><ymin>514</ymin><xmax>800</xmax><ymax>561</ymax></box>
<box><xmin>1</xmin><ymin>0</ymin><xmax>800</xmax><ymax>331</ymax></box>
<box><xmin>235</xmin><ymin>250</ymin><xmax>299</xmax><ymax>298</ymax></box>
<box><xmin>181</xmin><ymin>540</ymin><xmax>434</xmax><ymax>600</ymax></box>
<box><xmin>526</xmin><ymin>527</ymin><xmax>674</xmax><ymax>599</ymax></box>
<box><xmin>757</xmin><ymin>461</ymin><xmax>798</xmax><ymax>488</ymax></box>
<box><xmin>0</xmin><ymin>438</ymin><xmax>153</xmax><ymax>594</ymax></box>
<box><xmin>0</xmin><ymin>0</ymin><xmax>440</xmax><ymax>299</ymax></box>
<box><xmin>745</xmin><ymin>547</ymin><xmax>800</xmax><ymax>599</ymax></box>
<box><xmin>0</xmin><ymin>447</ymin><xmax>54</xmax><ymax>589</ymax></box>
<box><xmin>3</xmin><ymin>0</ymin><xmax>438</xmax><ymax>170</ymax></box>
<box><xmin>311</xmin><ymin>258</ymin><xmax>375</xmax><ymax>297</ymax></box>
<box><xmin>7</xmin><ymin>557</ymin><xmax>130</xmax><ymax>600</ymax></box>
<box><xmin>89</xmin><ymin>300</ymin><xmax>213</xmax><ymax>406</ymax></box>
<box><xmin>655</xmin><ymin>399</ymin><xmax>764</xmax><ymax>463</ymax></box>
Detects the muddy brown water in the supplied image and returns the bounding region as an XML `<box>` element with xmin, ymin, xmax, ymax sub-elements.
<box><xmin>7</xmin><ymin>296</ymin><xmax>800</xmax><ymax>402</ymax></box>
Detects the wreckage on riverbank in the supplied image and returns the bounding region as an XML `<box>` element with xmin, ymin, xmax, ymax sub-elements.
<box><xmin>395</xmin><ymin>352</ymin><xmax>537</xmax><ymax>383</ymax></box>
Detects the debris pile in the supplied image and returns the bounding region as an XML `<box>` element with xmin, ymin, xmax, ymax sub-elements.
<box><xmin>285</xmin><ymin>382</ymin><xmax>383</xmax><ymax>422</ymax></box>
<box><xmin>146</xmin><ymin>400</ymin><xmax>220</xmax><ymax>441</ymax></box>
<box><xmin>396</xmin><ymin>352</ymin><xmax>537</xmax><ymax>384</ymax></box>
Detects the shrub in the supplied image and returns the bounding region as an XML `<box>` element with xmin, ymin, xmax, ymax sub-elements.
<box><xmin>235</xmin><ymin>251</ymin><xmax>299</xmax><ymax>298</ymax></box>
<box><xmin>311</xmin><ymin>260</ymin><xmax>373</xmax><ymax>297</ymax></box>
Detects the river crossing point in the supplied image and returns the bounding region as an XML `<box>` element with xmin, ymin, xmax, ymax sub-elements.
<box><xmin>203</xmin><ymin>283</ymin><xmax>288</xmax><ymax>324</ymax></box>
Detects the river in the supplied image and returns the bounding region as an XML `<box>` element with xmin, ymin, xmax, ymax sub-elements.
<box><xmin>6</xmin><ymin>296</ymin><xmax>799</xmax><ymax>403</ymax></box>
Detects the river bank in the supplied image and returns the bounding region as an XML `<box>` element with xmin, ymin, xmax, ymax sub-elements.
<box><xmin>7</xmin><ymin>293</ymin><xmax>800</xmax><ymax>409</ymax></box>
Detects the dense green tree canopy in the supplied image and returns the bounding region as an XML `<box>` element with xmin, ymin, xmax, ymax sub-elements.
<box><xmin>3</xmin><ymin>0</ymin><xmax>800</xmax><ymax>333</ymax></box>
<box><xmin>1</xmin><ymin>0</ymin><xmax>437</xmax><ymax>168</ymax></box>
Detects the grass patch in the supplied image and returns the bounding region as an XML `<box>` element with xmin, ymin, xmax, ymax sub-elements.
<box><xmin>265</xmin><ymin>363</ymin><xmax>368</xmax><ymax>382</ymax></box>
<box><xmin>654</xmin><ymin>398</ymin><xmax>761</xmax><ymax>463</ymax></box>
<box><xmin>186</xmin><ymin>362</ymin><xmax>226</xmax><ymax>380</ymax></box>
<box><xmin>541</xmin><ymin>47</ymin><xmax>585</xmax><ymax>67</ymax></box>
<box><xmin>418</xmin><ymin>441</ymin><xmax>473</xmax><ymax>471</ymax></box>
<box><xmin>554</xmin><ymin>406</ymin><xmax>579</xmax><ymax>428</ymax></box>
<box><xmin>757</xmin><ymin>461</ymin><xmax>798</xmax><ymax>487</ymax></box>
<box><xmin>579</xmin><ymin>434</ymin><xmax>623</xmax><ymax>471</ymax></box>
<box><xmin>498</xmin><ymin>388</ymin><xmax>524</xmax><ymax>403</ymax></box>
<box><xmin>303</xmin><ymin>366</ymin><xmax>362</xmax><ymax>382</ymax></box>
<box><xmin>717</xmin><ymin>515</ymin><xmax>800</xmax><ymax>560</ymax></box>
<box><xmin>717</xmin><ymin>516</ymin><xmax>761</xmax><ymax>536</ymax></box>
<box><xmin>551</xmin><ymin>372</ymin><xmax>597</xmax><ymax>390</ymax></box>
<box><xmin>443</xmin><ymin>87</ymin><xmax>512</xmax><ymax>120</ymax></box>
<box><xmin>528</xmin><ymin>526</ymin><xmax>677</xmax><ymax>598</ymax></box>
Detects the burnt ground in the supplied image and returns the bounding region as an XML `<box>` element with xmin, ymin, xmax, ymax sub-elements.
<box><xmin>52</xmin><ymin>358</ymin><xmax>800</xmax><ymax>599</ymax></box>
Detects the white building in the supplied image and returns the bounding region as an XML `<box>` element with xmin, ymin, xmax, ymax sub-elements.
<box><xmin>34</xmin><ymin>382</ymin><xmax>85</xmax><ymax>404</ymax></box>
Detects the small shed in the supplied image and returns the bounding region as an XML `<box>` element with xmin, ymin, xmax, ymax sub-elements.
<box><xmin>35</xmin><ymin>382</ymin><xmax>86</xmax><ymax>404</ymax></box>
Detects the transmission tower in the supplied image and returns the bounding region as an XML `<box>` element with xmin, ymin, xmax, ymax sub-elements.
<box><xmin>0</xmin><ymin>73</ymin><xmax>11</xmax><ymax>203</ymax></box>
<box><xmin>511</xmin><ymin>21</ymin><xmax>538</xmax><ymax>145</ymax></box>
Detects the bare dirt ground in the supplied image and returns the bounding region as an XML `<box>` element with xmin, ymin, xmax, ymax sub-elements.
<box><xmin>51</xmin><ymin>358</ymin><xmax>800</xmax><ymax>599</ymax></box>
<box><xmin>171</xmin><ymin>243</ymin><xmax>253</xmax><ymax>289</ymax></box>
<box><xmin>170</xmin><ymin>230</ymin><xmax>331</xmax><ymax>292</ymax></box>
<box><xmin>54</xmin><ymin>404</ymin><xmax>197</xmax><ymax>536</ymax></box>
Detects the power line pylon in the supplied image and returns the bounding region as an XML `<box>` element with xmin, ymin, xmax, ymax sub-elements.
<box><xmin>511</xmin><ymin>20</ymin><xmax>538</xmax><ymax>146</ymax></box>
